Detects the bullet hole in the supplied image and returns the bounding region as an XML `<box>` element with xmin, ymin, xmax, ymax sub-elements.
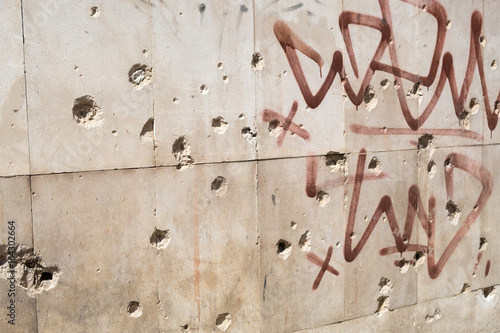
<box><xmin>40</xmin><ymin>272</ymin><xmax>53</xmax><ymax>281</ymax></box>
<box><xmin>325</xmin><ymin>151</ymin><xmax>347</xmax><ymax>172</ymax></box>
<box><xmin>215</xmin><ymin>313</ymin><xmax>232</xmax><ymax>331</ymax></box>
<box><xmin>460</xmin><ymin>111</ymin><xmax>471</xmax><ymax>130</ymax></box>
<box><xmin>446</xmin><ymin>20</ymin><xmax>452</xmax><ymax>29</ymax></box>
<box><xmin>211</xmin><ymin>116</ymin><xmax>228</xmax><ymax>134</ymax></box>
<box><xmin>461</xmin><ymin>283</ymin><xmax>471</xmax><ymax>293</ymax></box>
<box><xmin>276</xmin><ymin>239</ymin><xmax>292</xmax><ymax>260</ymax></box>
<box><xmin>316</xmin><ymin>191</ymin><xmax>330</xmax><ymax>207</ymax></box>
<box><xmin>140</xmin><ymin>117</ymin><xmax>154</xmax><ymax>143</ymax></box>
<box><xmin>445</xmin><ymin>200</ymin><xmax>461</xmax><ymax>225</ymax></box>
<box><xmin>425</xmin><ymin>160</ymin><xmax>437</xmax><ymax>179</ymax></box>
<box><xmin>380</xmin><ymin>79</ymin><xmax>390</xmax><ymax>90</ymax></box>
<box><xmin>417</xmin><ymin>134</ymin><xmax>436</xmax><ymax>159</ymax></box>
<box><xmin>90</xmin><ymin>6</ymin><xmax>100</xmax><ymax>17</ymax></box>
<box><xmin>413</xmin><ymin>251</ymin><xmax>426</xmax><ymax>269</ymax></box>
<box><xmin>298</xmin><ymin>230</ymin><xmax>311</xmax><ymax>252</ymax></box>
<box><xmin>172</xmin><ymin>136</ymin><xmax>194</xmax><ymax>170</ymax></box>
<box><xmin>376</xmin><ymin>296</ymin><xmax>390</xmax><ymax>317</ymax></box>
<box><xmin>173</xmin><ymin>97</ymin><xmax>179</xmax><ymax>104</ymax></box>
<box><xmin>491</xmin><ymin>60</ymin><xmax>497</xmax><ymax>71</ymax></box>
<box><xmin>222</xmin><ymin>75</ymin><xmax>229</xmax><ymax>83</ymax></box>
<box><xmin>200</xmin><ymin>84</ymin><xmax>209</xmax><ymax>95</ymax></box>
<box><xmin>368</xmin><ymin>156</ymin><xmax>382</xmax><ymax>175</ymax></box>
<box><xmin>444</xmin><ymin>157</ymin><xmax>454</xmax><ymax>171</ymax></box>
<box><xmin>251</xmin><ymin>52</ymin><xmax>265</xmax><ymax>71</ymax></box>
<box><xmin>363</xmin><ymin>85</ymin><xmax>378</xmax><ymax>111</ymax></box>
<box><xmin>182</xmin><ymin>324</ymin><xmax>190</xmax><ymax>332</ymax></box>
<box><xmin>268</xmin><ymin>119</ymin><xmax>283</xmax><ymax>137</ymax></box>
<box><xmin>72</xmin><ymin>95</ymin><xmax>104</xmax><ymax>129</ymax></box>
<box><xmin>379</xmin><ymin>277</ymin><xmax>393</xmax><ymax>294</ymax></box>
<box><xmin>217</xmin><ymin>62</ymin><xmax>224</xmax><ymax>70</ymax></box>
<box><xmin>479</xmin><ymin>36</ymin><xmax>486</xmax><ymax>46</ymax></box>
<box><xmin>479</xmin><ymin>237</ymin><xmax>488</xmax><ymax>252</ymax></box>
<box><xmin>128</xmin><ymin>64</ymin><xmax>153</xmax><ymax>90</ymax></box>
<box><xmin>469</xmin><ymin>97</ymin><xmax>480</xmax><ymax>114</ymax></box>
<box><xmin>290</xmin><ymin>221</ymin><xmax>297</xmax><ymax>230</ymax></box>
<box><xmin>397</xmin><ymin>258</ymin><xmax>410</xmax><ymax>273</ymax></box>
<box><xmin>241</xmin><ymin>127</ymin><xmax>257</xmax><ymax>145</ymax></box>
<box><xmin>211</xmin><ymin>176</ymin><xmax>229</xmax><ymax>198</ymax></box>
<box><xmin>406</xmin><ymin>82</ymin><xmax>423</xmax><ymax>105</ymax></box>
<box><xmin>127</xmin><ymin>301</ymin><xmax>142</xmax><ymax>318</ymax></box>
<box><xmin>150</xmin><ymin>228</ymin><xmax>171</xmax><ymax>250</ymax></box>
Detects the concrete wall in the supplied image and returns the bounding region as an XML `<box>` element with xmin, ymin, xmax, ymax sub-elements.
<box><xmin>0</xmin><ymin>0</ymin><xmax>499</xmax><ymax>332</ymax></box>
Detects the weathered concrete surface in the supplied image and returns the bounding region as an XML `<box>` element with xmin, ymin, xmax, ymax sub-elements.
<box><xmin>0</xmin><ymin>0</ymin><xmax>499</xmax><ymax>332</ymax></box>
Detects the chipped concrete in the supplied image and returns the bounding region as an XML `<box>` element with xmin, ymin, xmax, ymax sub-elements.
<box><xmin>140</xmin><ymin>117</ymin><xmax>154</xmax><ymax>143</ymax></box>
<box><xmin>128</xmin><ymin>64</ymin><xmax>153</xmax><ymax>90</ymax></box>
<box><xmin>211</xmin><ymin>116</ymin><xmax>229</xmax><ymax>134</ymax></box>
<box><xmin>150</xmin><ymin>228</ymin><xmax>171</xmax><ymax>250</ymax></box>
<box><xmin>363</xmin><ymin>85</ymin><xmax>378</xmax><ymax>111</ymax></box>
<box><xmin>276</xmin><ymin>239</ymin><xmax>292</xmax><ymax>261</ymax></box>
<box><xmin>375</xmin><ymin>296</ymin><xmax>390</xmax><ymax>317</ymax></box>
<box><xmin>379</xmin><ymin>277</ymin><xmax>393</xmax><ymax>294</ymax></box>
<box><xmin>0</xmin><ymin>244</ymin><xmax>61</xmax><ymax>297</ymax></box>
<box><xmin>418</xmin><ymin>134</ymin><xmax>436</xmax><ymax>159</ymax></box>
<box><xmin>251</xmin><ymin>52</ymin><xmax>265</xmax><ymax>71</ymax></box>
<box><xmin>215</xmin><ymin>313</ymin><xmax>231</xmax><ymax>331</ymax></box>
<box><xmin>446</xmin><ymin>200</ymin><xmax>462</xmax><ymax>225</ymax></box>
<box><xmin>298</xmin><ymin>230</ymin><xmax>311</xmax><ymax>252</ymax></box>
<box><xmin>211</xmin><ymin>176</ymin><xmax>229</xmax><ymax>198</ymax></box>
<box><xmin>127</xmin><ymin>301</ymin><xmax>143</xmax><ymax>318</ymax></box>
<box><xmin>172</xmin><ymin>136</ymin><xmax>194</xmax><ymax>170</ymax></box>
<box><xmin>425</xmin><ymin>309</ymin><xmax>442</xmax><ymax>323</ymax></box>
<box><xmin>72</xmin><ymin>95</ymin><xmax>104</xmax><ymax>129</ymax></box>
<box><xmin>325</xmin><ymin>151</ymin><xmax>347</xmax><ymax>173</ymax></box>
<box><xmin>406</xmin><ymin>82</ymin><xmax>424</xmax><ymax>105</ymax></box>
<box><xmin>315</xmin><ymin>191</ymin><xmax>330</xmax><ymax>207</ymax></box>
<box><xmin>268</xmin><ymin>119</ymin><xmax>284</xmax><ymax>137</ymax></box>
<box><xmin>368</xmin><ymin>156</ymin><xmax>382</xmax><ymax>175</ymax></box>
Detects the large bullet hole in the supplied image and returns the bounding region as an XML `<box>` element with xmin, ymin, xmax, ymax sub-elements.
<box><xmin>40</xmin><ymin>272</ymin><xmax>53</xmax><ymax>281</ymax></box>
<box><xmin>276</xmin><ymin>239</ymin><xmax>292</xmax><ymax>260</ymax></box>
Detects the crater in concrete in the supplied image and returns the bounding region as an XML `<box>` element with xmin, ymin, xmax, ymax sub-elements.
<box><xmin>0</xmin><ymin>244</ymin><xmax>62</xmax><ymax>297</ymax></box>
<box><xmin>72</xmin><ymin>95</ymin><xmax>104</xmax><ymax>129</ymax></box>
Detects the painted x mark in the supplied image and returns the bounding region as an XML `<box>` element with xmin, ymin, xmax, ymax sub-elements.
<box><xmin>261</xmin><ymin>100</ymin><xmax>311</xmax><ymax>147</ymax></box>
<box><xmin>307</xmin><ymin>246</ymin><xmax>339</xmax><ymax>291</ymax></box>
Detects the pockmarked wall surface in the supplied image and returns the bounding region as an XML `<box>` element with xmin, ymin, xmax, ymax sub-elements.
<box><xmin>0</xmin><ymin>0</ymin><xmax>499</xmax><ymax>332</ymax></box>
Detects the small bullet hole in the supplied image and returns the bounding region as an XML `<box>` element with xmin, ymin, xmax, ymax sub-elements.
<box><xmin>277</xmin><ymin>241</ymin><xmax>286</xmax><ymax>253</ymax></box>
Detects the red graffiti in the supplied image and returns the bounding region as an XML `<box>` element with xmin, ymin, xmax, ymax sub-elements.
<box><xmin>485</xmin><ymin>260</ymin><xmax>491</xmax><ymax>277</ymax></box>
<box><xmin>261</xmin><ymin>101</ymin><xmax>311</xmax><ymax>146</ymax></box>
<box><xmin>273</xmin><ymin>0</ymin><xmax>500</xmax><ymax>133</ymax></box>
<box><xmin>307</xmin><ymin>246</ymin><xmax>339</xmax><ymax>290</ymax></box>
<box><xmin>261</xmin><ymin>0</ymin><xmax>498</xmax><ymax>287</ymax></box>
<box><xmin>344</xmin><ymin>149</ymin><xmax>492</xmax><ymax>278</ymax></box>
<box><xmin>350</xmin><ymin>124</ymin><xmax>483</xmax><ymax>142</ymax></box>
<box><xmin>305</xmin><ymin>155</ymin><xmax>387</xmax><ymax>198</ymax></box>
